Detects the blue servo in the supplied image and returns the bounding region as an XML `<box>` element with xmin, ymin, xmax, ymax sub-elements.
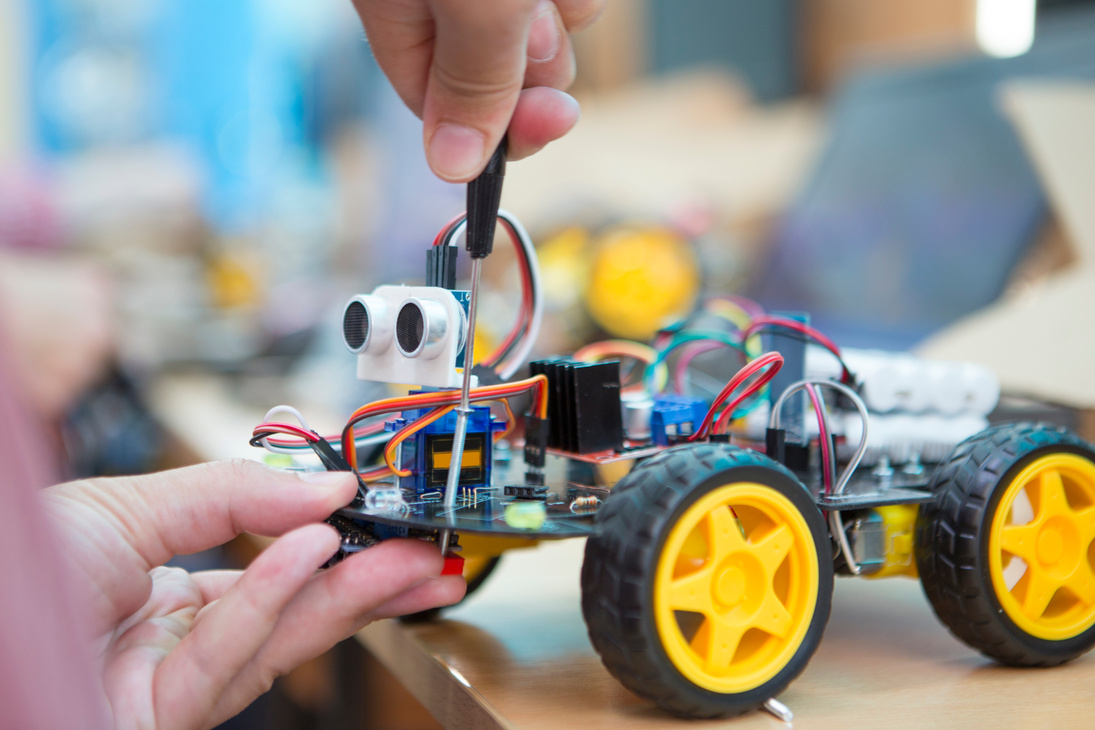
<box><xmin>388</xmin><ymin>403</ymin><xmax>505</xmax><ymax>494</ymax></box>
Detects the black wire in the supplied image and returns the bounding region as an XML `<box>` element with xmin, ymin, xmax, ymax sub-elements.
<box><xmin>249</xmin><ymin>432</ymin><xmax>275</xmax><ymax>448</ymax></box>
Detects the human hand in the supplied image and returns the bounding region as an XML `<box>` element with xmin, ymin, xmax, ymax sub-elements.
<box><xmin>0</xmin><ymin>252</ymin><xmax>115</xmax><ymax>419</ymax></box>
<box><xmin>42</xmin><ymin>459</ymin><xmax>465</xmax><ymax>729</ymax></box>
<box><xmin>352</xmin><ymin>0</ymin><xmax>604</xmax><ymax>182</ymax></box>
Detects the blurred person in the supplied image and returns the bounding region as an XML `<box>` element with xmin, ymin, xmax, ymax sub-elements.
<box><xmin>0</xmin><ymin>251</ymin><xmax>116</xmax><ymax>422</ymax></box>
<box><xmin>1</xmin><ymin>2</ymin><xmax>601</xmax><ymax>727</ymax></box>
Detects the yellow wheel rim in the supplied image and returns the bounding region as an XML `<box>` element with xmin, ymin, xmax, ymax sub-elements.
<box><xmin>654</xmin><ymin>483</ymin><xmax>819</xmax><ymax>693</ymax></box>
<box><xmin>989</xmin><ymin>453</ymin><xmax>1095</xmax><ymax>641</ymax></box>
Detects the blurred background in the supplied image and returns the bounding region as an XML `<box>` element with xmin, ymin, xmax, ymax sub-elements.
<box><xmin>3</xmin><ymin>0</ymin><xmax>1095</xmax><ymax>727</ymax></box>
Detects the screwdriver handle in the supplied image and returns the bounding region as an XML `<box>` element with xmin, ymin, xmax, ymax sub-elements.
<box><xmin>465</xmin><ymin>137</ymin><xmax>507</xmax><ymax>259</ymax></box>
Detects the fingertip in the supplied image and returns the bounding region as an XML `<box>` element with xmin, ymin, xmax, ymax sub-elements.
<box><xmin>507</xmin><ymin>87</ymin><xmax>581</xmax><ymax>160</ymax></box>
<box><xmin>393</xmin><ymin>538</ymin><xmax>447</xmax><ymax>579</ymax></box>
<box><xmin>297</xmin><ymin>470</ymin><xmax>360</xmax><ymax>509</ymax></box>
<box><xmin>426</xmin><ymin>123</ymin><xmax>490</xmax><ymax>182</ymax></box>
<box><xmin>265</xmin><ymin>522</ymin><xmax>342</xmax><ymax>570</ymax></box>
<box><xmin>371</xmin><ymin>575</ymin><xmax>468</xmax><ymax>619</ymax></box>
<box><xmin>527</xmin><ymin>0</ymin><xmax>563</xmax><ymax>63</ymax></box>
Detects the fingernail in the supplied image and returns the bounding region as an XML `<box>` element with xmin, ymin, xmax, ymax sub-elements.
<box><xmin>528</xmin><ymin>4</ymin><xmax>561</xmax><ymax>62</ymax></box>
<box><xmin>428</xmin><ymin>124</ymin><xmax>487</xmax><ymax>181</ymax></box>
<box><xmin>298</xmin><ymin>470</ymin><xmax>351</xmax><ymax>487</ymax></box>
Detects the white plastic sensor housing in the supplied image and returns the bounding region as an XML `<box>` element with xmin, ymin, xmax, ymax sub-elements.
<box><xmin>341</xmin><ymin>285</ymin><xmax>469</xmax><ymax>388</ymax></box>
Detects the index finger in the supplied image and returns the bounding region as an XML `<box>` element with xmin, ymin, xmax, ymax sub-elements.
<box><xmin>48</xmin><ymin>460</ymin><xmax>358</xmax><ymax>570</ymax></box>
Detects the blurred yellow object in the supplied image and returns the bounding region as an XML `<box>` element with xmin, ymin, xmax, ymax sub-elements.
<box><xmin>586</xmin><ymin>226</ymin><xmax>699</xmax><ymax>340</ymax></box>
<box><xmin>504</xmin><ymin>501</ymin><xmax>547</xmax><ymax>530</ymax></box>
<box><xmin>472</xmin><ymin>323</ymin><xmax>496</xmax><ymax>365</ymax></box>
<box><xmin>207</xmin><ymin>251</ymin><xmax>262</xmax><ymax>309</ymax></box>
<box><xmin>538</xmin><ymin>226</ymin><xmax>592</xmax><ymax>309</ymax></box>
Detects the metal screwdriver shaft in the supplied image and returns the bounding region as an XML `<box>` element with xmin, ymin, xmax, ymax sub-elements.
<box><xmin>438</xmin><ymin>139</ymin><xmax>507</xmax><ymax>557</ymax></box>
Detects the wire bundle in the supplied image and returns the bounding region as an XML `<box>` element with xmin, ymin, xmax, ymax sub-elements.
<box><xmin>251</xmin><ymin>375</ymin><xmax>547</xmax><ymax>482</ymax></box>
<box><xmin>433</xmin><ymin>209</ymin><xmax>543</xmax><ymax>380</ymax></box>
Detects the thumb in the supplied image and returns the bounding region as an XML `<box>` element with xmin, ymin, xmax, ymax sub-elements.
<box><xmin>424</xmin><ymin>0</ymin><xmax>539</xmax><ymax>181</ymax></box>
<box><xmin>51</xmin><ymin>460</ymin><xmax>358</xmax><ymax>569</ymax></box>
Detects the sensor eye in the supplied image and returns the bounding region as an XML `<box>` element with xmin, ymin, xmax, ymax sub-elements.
<box><xmin>396</xmin><ymin>301</ymin><xmax>426</xmax><ymax>355</ymax></box>
<box><xmin>396</xmin><ymin>298</ymin><xmax>460</xmax><ymax>360</ymax></box>
<box><xmin>342</xmin><ymin>296</ymin><xmax>391</xmax><ymax>354</ymax></box>
<box><xmin>343</xmin><ymin>300</ymin><xmax>369</xmax><ymax>352</ymax></box>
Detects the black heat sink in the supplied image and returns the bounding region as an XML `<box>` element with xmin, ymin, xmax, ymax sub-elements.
<box><xmin>529</xmin><ymin>358</ymin><xmax>623</xmax><ymax>454</ymax></box>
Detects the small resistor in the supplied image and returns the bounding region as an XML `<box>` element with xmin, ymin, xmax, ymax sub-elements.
<box><xmin>569</xmin><ymin>495</ymin><xmax>602</xmax><ymax>514</ymax></box>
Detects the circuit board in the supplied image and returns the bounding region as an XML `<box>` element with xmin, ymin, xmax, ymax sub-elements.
<box><xmin>336</xmin><ymin>450</ymin><xmax>939</xmax><ymax>538</ymax></box>
<box><xmin>334</xmin><ymin>483</ymin><xmax>597</xmax><ymax>538</ymax></box>
<box><xmin>334</xmin><ymin>451</ymin><xmax>603</xmax><ymax>538</ymax></box>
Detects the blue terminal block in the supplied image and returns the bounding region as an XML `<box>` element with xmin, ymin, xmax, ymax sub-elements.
<box><xmin>389</xmin><ymin>404</ymin><xmax>504</xmax><ymax>494</ymax></box>
<box><xmin>651</xmin><ymin>395</ymin><xmax>709</xmax><ymax>446</ymax></box>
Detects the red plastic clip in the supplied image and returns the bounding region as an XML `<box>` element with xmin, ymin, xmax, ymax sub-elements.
<box><xmin>441</xmin><ymin>552</ymin><xmax>465</xmax><ymax>576</ymax></box>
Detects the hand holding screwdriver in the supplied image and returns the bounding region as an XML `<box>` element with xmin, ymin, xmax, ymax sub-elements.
<box><xmin>351</xmin><ymin>0</ymin><xmax>604</xmax><ymax>182</ymax></box>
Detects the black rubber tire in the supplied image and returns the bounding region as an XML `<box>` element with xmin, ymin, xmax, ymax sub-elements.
<box><xmin>401</xmin><ymin>556</ymin><xmax>502</xmax><ymax>622</ymax></box>
<box><xmin>916</xmin><ymin>422</ymin><xmax>1095</xmax><ymax>666</ymax></box>
<box><xmin>580</xmin><ymin>443</ymin><xmax>832</xmax><ymax>718</ymax></box>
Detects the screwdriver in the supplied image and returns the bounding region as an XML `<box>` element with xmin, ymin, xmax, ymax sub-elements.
<box><xmin>439</xmin><ymin>138</ymin><xmax>507</xmax><ymax>556</ymax></box>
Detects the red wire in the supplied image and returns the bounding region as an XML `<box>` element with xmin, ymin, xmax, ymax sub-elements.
<box><xmin>806</xmin><ymin>384</ymin><xmax>832</xmax><ymax>495</ymax></box>
<box><xmin>743</xmin><ymin>315</ymin><xmax>850</xmax><ymax>382</ymax></box>
<box><xmin>710</xmin><ymin>354</ymin><xmax>784</xmax><ymax>435</ymax></box>
<box><xmin>341</xmin><ymin>377</ymin><xmax>547</xmax><ymax>470</ymax></box>
<box><xmin>432</xmin><ymin>213</ymin><xmax>466</xmax><ymax>246</ymax></box>
<box><xmin>265</xmin><ymin>420</ymin><xmax>386</xmax><ymax>447</ymax></box>
<box><xmin>252</xmin><ymin>422</ymin><xmax>320</xmax><ymax>443</ymax></box>
<box><xmin>427</xmin><ymin>216</ymin><xmax>533</xmax><ymax>371</ymax></box>
<box><xmin>482</xmin><ymin>217</ymin><xmax>532</xmax><ymax>368</ymax></box>
<box><xmin>690</xmin><ymin>352</ymin><xmax>784</xmax><ymax>440</ymax></box>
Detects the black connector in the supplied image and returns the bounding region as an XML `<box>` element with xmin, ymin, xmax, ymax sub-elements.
<box><xmin>308</xmin><ymin>437</ymin><xmax>367</xmax><ymax>506</ymax></box>
<box><xmin>425</xmin><ymin>245</ymin><xmax>458</xmax><ymax>289</ymax></box>
<box><xmin>524</xmin><ymin>414</ymin><xmax>548</xmax><ymax>484</ymax></box>
<box><xmin>785</xmin><ymin>443</ymin><xmax>810</xmax><ymax>471</ymax></box>
<box><xmin>505</xmin><ymin>485</ymin><xmax>547</xmax><ymax>500</ymax></box>
<box><xmin>766</xmin><ymin>427</ymin><xmax>786</xmax><ymax>465</ymax></box>
<box><xmin>524</xmin><ymin>415</ymin><xmax>548</xmax><ymax>468</ymax></box>
<box><xmin>465</xmin><ymin>138</ymin><xmax>507</xmax><ymax>259</ymax></box>
<box><xmin>471</xmin><ymin>363</ymin><xmax>504</xmax><ymax>386</ymax></box>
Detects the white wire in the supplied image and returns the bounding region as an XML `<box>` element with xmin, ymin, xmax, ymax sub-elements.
<box><xmin>769</xmin><ymin>379</ymin><xmax>869</xmax><ymax>496</ymax></box>
<box><xmin>259</xmin><ymin>405</ymin><xmax>312</xmax><ymax>454</ymax></box>
<box><xmin>257</xmin><ymin>405</ymin><xmax>391</xmax><ymax>456</ymax></box>
<box><xmin>497</xmin><ymin>209</ymin><xmax>543</xmax><ymax>379</ymax></box>
<box><xmin>443</xmin><ymin>210</ymin><xmax>544</xmax><ymax>380</ymax></box>
<box><xmin>770</xmin><ymin>378</ymin><xmax>870</xmax><ymax>575</ymax></box>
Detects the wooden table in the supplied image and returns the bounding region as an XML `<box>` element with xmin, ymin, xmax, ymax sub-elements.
<box><xmin>360</xmin><ymin>537</ymin><xmax>1095</xmax><ymax>729</ymax></box>
<box><xmin>150</xmin><ymin>375</ymin><xmax>1095</xmax><ymax>729</ymax></box>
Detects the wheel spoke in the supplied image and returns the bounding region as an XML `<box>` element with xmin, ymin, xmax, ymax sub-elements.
<box><xmin>1020</xmin><ymin>566</ymin><xmax>1060</xmax><ymax>620</ymax></box>
<box><xmin>706</xmin><ymin>505</ymin><xmax>746</xmax><ymax>563</ymax></box>
<box><xmin>693</xmin><ymin>615</ymin><xmax>744</xmax><ymax>674</ymax></box>
<box><xmin>1063</xmin><ymin>562</ymin><xmax>1095</xmax><ymax>607</ymax></box>
<box><xmin>750</xmin><ymin>591</ymin><xmax>794</xmax><ymax>639</ymax></box>
<box><xmin>750</xmin><ymin>523</ymin><xmax>794</xmax><ymax>576</ymax></box>
<box><xmin>1075</xmin><ymin>506</ymin><xmax>1095</xmax><ymax>545</ymax></box>
<box><xmin>667</xmin><ymin>566</ymin><xmax>716</xmax><ymax>614</ymax></box>
<box><xmin>999</xmin><ymin>522</ymin><xmax>1040</xmax><ymax>563</ymax></box>
<box><xmin>1034</xmin><ymin>469</ymin><xmax>1069</xmax><ymax>520</ymax></box>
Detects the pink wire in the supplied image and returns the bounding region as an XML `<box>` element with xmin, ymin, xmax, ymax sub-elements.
<box><xmin>717</xmin><ymin>294</ymin><xmax>765</xmax><ymax>319</ymax></box>
<box><xmin>806</xmin><ymin>385</ymin><xmax>832</xmax><ymax>495</ymax></box>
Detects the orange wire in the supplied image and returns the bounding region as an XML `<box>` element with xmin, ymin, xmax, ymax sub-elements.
<box><xmin>342</xmin><ymin>375</ymin><xmax>548</xmax><ymax>471</ymax></box>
